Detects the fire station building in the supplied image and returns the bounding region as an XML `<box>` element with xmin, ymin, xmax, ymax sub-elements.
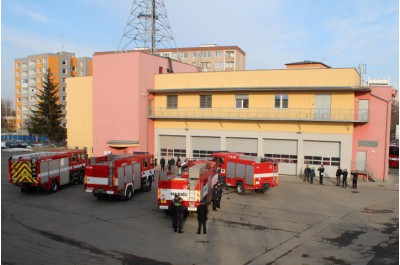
<box><xmin>67</xmin><ymin>54</ymin><xmax>395</xmax><ymax>180</ymax></box>
<box><xmin>149</xmin><ymin>61</ymin><xmax>396</xmax><ymax>179</ymax></box>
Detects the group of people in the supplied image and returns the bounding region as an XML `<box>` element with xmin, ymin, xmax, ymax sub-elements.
<box><xmin>159</xmin><ymin>156</ymin><xmax>185</xmax><ymax>172</ymax></box>
<box><xmin>303</xmin><ymin>165</ymin><xmax>323</xmax><ymax>184</ymax></box>
<box><xmin>336</xmin><ymin>167</ymin><xmax>359</xmax><ymax>189</ymax></box>
<box><xmin>170</xmin><ymin>181</ymin><xmax>223</xmax><ymax>235</ymax></box>
<box><xmin>304</xmin><ymin>164</ymin><xmax>359</xmax><ymax>189</ymax></box>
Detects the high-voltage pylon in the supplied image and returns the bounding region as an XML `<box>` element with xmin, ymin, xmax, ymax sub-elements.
<box><xmin>117</xmin><ymin>0</ymin><xmax>178</xmax><ymax>54</ymax></box>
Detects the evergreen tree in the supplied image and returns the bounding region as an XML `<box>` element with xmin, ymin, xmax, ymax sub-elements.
<box><xmin>27</xmin><ymin>68</ymin><xmax>66</xmax><ymax>145</ymax></box>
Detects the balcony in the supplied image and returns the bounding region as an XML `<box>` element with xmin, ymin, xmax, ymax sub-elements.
<box><xmin>148</xmin><ymin>107</ymin><xmax>369</xmax><ymax>123</ymax></box>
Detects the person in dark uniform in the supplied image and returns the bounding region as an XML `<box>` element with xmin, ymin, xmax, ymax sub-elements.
<box><xmin>303</xmin><ymin>165</ymin><xmax>310</xmax><ymax>182</ymax></box>
<box><xmin>351</xmin><ymin>170</ymin><xmax>359</xmax><ymax>189</ymax></box>
<box><xmin>196</xmin><ymin>200</ymin><xmax>208</xmax><ymax>234</ymax></box>
<box><xmin>336</xmin><ymin>167</ymin><xmax>342</xmax><ymax>186</ymax></box>
<box><xmin>160</xmin><ymin>157</ymin><xmax>166</xmax><ymax>171</ymax></box>
<box><xmin>216</xmin><ymin>182</ymin><xmax>223</xmax><ymax>208</ymax></box>
<box><xmin>172</xmin><ymin>196</ymin><xmax>185</xmax><ymax>233</ymax></box>
<box><xmin>318</xmin><ymin>165</ymin><xmax>325</xmax><ymax>185</ymax></box>
<box><xmin>309</xmin><ymin>167</ymin><xmax>315</xmax><ymax>184</ymax></box>
<box><xmin>342</xmin><ymin>169</ymin><xmax>348</xmax><ymax>188</ymax></box>
<box><xmin>212</xmin><ymin>184</ymin><xmax>219</xmax><ymax>211</ymax></box>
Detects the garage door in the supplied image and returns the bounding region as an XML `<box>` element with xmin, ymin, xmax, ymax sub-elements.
<box><xmin>160</xmin><ymin>135</ymin><xmax>186</xmax><ymax>158</ymax></box>
<box><xmin>226</xmin><ymin>138</ymin><xmax>257</xmax><ymax>156</ymax></box>
<box><xmin>303</xmin><ymin>141</ymin><xmax>340</xmax><ymax>178</ymax></box>
<box><xmin>192</xmin><ymin>136</ymin><xmax>220</xmax><ymax>158</ymax></box>
<box><xmin>263</xmin><ymin>139</ymin><xmax>297</xmax><ymax>175</ymax></box>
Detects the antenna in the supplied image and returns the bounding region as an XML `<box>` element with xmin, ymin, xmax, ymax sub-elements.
<box><xmin>357</xmin><ymin>63</ymin><xmax>367</xmax><ymax>86</ymax></box>
<box><xmin>60</xmin><ymin>34</ymin><xmax>65</xmax><ymax>52</ymax></box>
<box><xmin>117</xmin><ymin>0</ymin><xmax>178</xmax><ymax>54</ymax></box>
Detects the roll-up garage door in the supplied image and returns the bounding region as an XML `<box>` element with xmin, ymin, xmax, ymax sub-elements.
<box><xmin>192</xmin><ymin>137</ymin><xmax>220</xmax><ymax>158</ymax></box>
<box><xmin>226</xmin><ymin>138</ymin><xmax>257</xmax><ymax>156</ymax></box>
<box><xmin>160</xmin><ymin>135</ymin><xmax>186</xmax><ymax>158</ymax></box>
<box><xmin>264</xmin><ymin>139</ymin><xmax>297</xmax><ymax>175</ymax></box>
<box><xmin>303</xmin><ymin>141</ymin><xmax>340</xmax><ymax>178</ymax></box>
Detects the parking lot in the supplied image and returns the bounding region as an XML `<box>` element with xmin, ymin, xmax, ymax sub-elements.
<box><xmin>2</xmin><ymin>150</ymin><xmax>398</xmax><ymax>265</ymax></box>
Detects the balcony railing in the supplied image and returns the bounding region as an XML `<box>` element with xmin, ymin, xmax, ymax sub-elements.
<box><xmin>148</xmin><ymin>107</ymin><xmax>369</xmax><ymax>122</ymax></box>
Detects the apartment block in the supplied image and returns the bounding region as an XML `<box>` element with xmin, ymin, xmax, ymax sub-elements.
<box><xmin>14</xmin><ymin>51</ymin><xmax>92</xmax><ymax>132</ymax></box>
<box><xmin>155</xmin><ymin>44</ymin><xmax>246</xmax><ymax>72</ymax></box>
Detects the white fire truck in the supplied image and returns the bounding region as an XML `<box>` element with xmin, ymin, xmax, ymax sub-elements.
<box><xmin>8</xmin><ymin>150</ymin><xmax>87</xmax><ymax>193</ymax></box>
<box><xmin>212</xmin><ymin>152</ymin><xmax>279</xmax><ymax>194</ymax></box>
<box><xmin>84</xmin><ymin>153</ymin><xmax>155</xmax><ymax>200</ymax></box>
<box><xmin>157</xmin><ymin>160</ymin><xmax>218</xmax><ymax>211</ymax></box>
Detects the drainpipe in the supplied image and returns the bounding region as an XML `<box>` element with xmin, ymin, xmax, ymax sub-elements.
<box><xmin>370</xmin><ymin>92</ymin><xmax>393</xmax><ymax>182</ymax></box>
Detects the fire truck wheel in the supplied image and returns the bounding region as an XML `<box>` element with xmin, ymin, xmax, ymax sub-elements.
<box><xmin>236</xmin><ymin>182</ymin><xmax>245</xmax><ymax>195</ymax></box>
<box><xmin>125</xmin><ymin>187</ymin><xmax>133</xmax><ymax>200</ymax></box>
<box><xmin>146</xmin><ymin>179</ymin><xmax>152</xmax><ymax>191</ymax></box>
<box><xmin>50</xmin><ymin>180</ymin><xmax>59</xmax><ymax>193</ymax></box>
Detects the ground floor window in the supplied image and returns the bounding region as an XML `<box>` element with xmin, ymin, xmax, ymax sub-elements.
<box><xmin>304</xmin><ymin>156</ymin><xmax>340</xmax><ymax>166</ymax></box>
<box><xmin>160</xmin><ymin>148</ymin><xmax>186</xmax><ymax>158</ymax></box>
<box><xmin>192</xmin><ymin>150</ymin><xmax>216</xmax><ymax>159</ymax></box>
<box><xmin>265</xmin><ymin>153</ymin><xmax>297</xmax><ymax>163</ymax></box>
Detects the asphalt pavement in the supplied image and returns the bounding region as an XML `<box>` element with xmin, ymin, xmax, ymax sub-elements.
<box><xmin>2</xmin><ymin>151</ymin><xmax>398</xmax><ymax>265</ymax></box>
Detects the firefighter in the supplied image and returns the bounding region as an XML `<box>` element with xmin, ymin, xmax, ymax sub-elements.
<box><xmin>172</xmin><ymin>196</ymin><xmax>185</xmax><ymax>233</ymax></box>
<box><xmin>160</xmin><ymin>157</ymin><xmax>166</xmax><ymax>171</ymax></box>
<box><xmin>212</xmin><ymin>184</ymin><xmax>219</xmax><ymax>211</ymax></box>
<box><xmin>216</xmin><ymin>182</ymin><xmax>223</xmax><ymax>209</ymax></box>
<box><xmin>196</xmin><ymin>199</ymin><xmax>208</xmax><ymax>234</ymax></box>
<box><xmin>303</xmin><ymin>165</ymin><xmax>310</xmax><ymax>182</ymax></box>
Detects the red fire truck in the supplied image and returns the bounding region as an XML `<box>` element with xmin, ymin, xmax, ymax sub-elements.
<box><xmin>157</xmin><ymin>160</ymin><xmax>218</xmax><ymax>212</ymax></box>
<box><xmin>211</xmin><ymin>152</ymin><xmax>279</xmax><ymax>195</ymax></box>
<box><xmin>9</xmin><ymin>150</ymin><xmax>87</xmax><ymax>193</ymax></box>
<box><xmin>389</xmin><ymin>145</ymin><xmax>399</xmax><ymax>168</ymax></box>
<box><xmin>84</xmin><ymin>153</ymin><xmax>155</xmax><ymax>200</ymax></box>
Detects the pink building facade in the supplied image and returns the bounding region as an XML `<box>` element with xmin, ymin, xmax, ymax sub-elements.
<box><xmin>353</xmin><ymin>86</ymin><xmax>397</xmax><ymax>180</ymax></box>
<box><xmin>92</xmin><ymin>51</ymin><xmax>197</xmax><ymax>156</ymax></box>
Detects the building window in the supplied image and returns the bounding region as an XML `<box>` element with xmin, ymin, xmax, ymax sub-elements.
<box><xmin>225</xmin><ymin>51</ymin><xmax>235</xmax><ymax>57</ymax></box>
<box><xmin>200</xmin><ymin>95</ymin><xmax>212</xmax><ymax>109</ymax></box>
<box><xmin>63</xmin><ymin>69</ymin><xmax>68</xmax><ymax>74</ymax></box>
<box><xmin>304</xmin><ymin>156</ymin><xmax>340</xmax><ymax>166</ymax></box>
<box><xmin>200</xmin><ymin>62</ymin><xmax>211</xmax><ymax>69</ymax></box>
<box><xmin>172</xmin><ymin>53</ymin><xmax>179</xmax><ymax>59</ymax></box>
<box><xmin>79</xmin><ymin>70</ymin><xmax>84</xmax><ymax>76</ymax></box>
<box><xmin>62</xmin><ymin>96</ymin><xmax>66</xmax><ymax>100</ymax></box>
<box><xmin>235</xmin><ymin>95</ymin><xmax>248</xmax><ymax>109</ymax></box>
<box><xmin>16</xmin><ymin>81</ymin><xmax>20</xmax><ymax>85</ymax></box>
<box><xmin>16</xmin><ymin>63</ymin><xmax>20</xmax><ymax>68</ymax></box>
<box><xmin>37</xmin><ymin>68</ymin><xmax>41</xmax><ymax>73</ymax></box>
<box><xmin>199</xmin><ymin>52</ymin><xmax>211</xmax><ymax>58</ymax></box>
<box><xmin>62</xmin><ymin>60</ymin><xmax>68</xmax><ymax>65</ymax></box>
<box><xmin>17</xmin><ymin>97</ymin><xmax>21</xmax><ymax>102</ymax></box>
<box><xmin>216</xmin><ymin>51</ymin><xmax>223</xmax><ymax>58</ymax></box>
<box><xmin>225</xmin><ymin>61</ymin><xmax>234</xmax><ymax>68</ymax></box>
<box><xmin>265</xmin><ymin>154</ymin><xmax>297</xmax><ymax>164</ymax></box>
<box><xmin>72</xmin><ymin>66</ymin><xmax>76</xmax><ymax>71</ymax></box>
<box><xmin>192</xmin><ymin>62</ymin><xmax>197</xmax><ymax>66</ymax></box>
<box><xmin>37</xmin><ymin>58</ymin><xmax>41</xmax><ymax>64</ymax></box>
<box><xmin>63</xmin><ymin>87</ymin><xmax>66</xmax><ymax>92</ymax></box>
<box><xmin>43</xmin><ymin>58</ymin><xmax>47</xmax><ymax>63</ymax></box>
<box><xmin>42</xmin><ymin>68</ymin><xmax>47</xmax><ymax>73</ymax></box>
<box><xmin>193</xmin><ymin>52</ymin><xmax>197</xmax><ymax>58</ymax></box>
<box><xmin>30</xmin><ymin>96</ymin><xmax>36</xmax><ymax>101</ymax></box>
<box><xmin>215</xmin><ymin>62</ymin><xmax>222</xmax><ymax>69</ymax></box>
<box><xmin>161</xmin><ymin>53</ymin><xmax>169</xmax><ymax>58</ymax></box>
<box><xmin>275</xmin><ymin>94</ymin><xmax>288</xmax><ymax>109</ymax></box>
<box><xmin>160</xmin><ymin>148</ymin><xmax>186</xmax><ymax>158</ymax></box>
<box><xmin>16</xmin><ymin>72</ymin><xmax>20</xmax><ymax>76</ymax></box>
<box><xmin>167</xmin><ymin>95</ymin><xmax>178</xmax><ymax>109</ymax></box>
<box><xmin>181</xmin><ymin>52</ymin><xmax>188</xmax><ymax>59</ymax></box>
<box><xmin>80</xmin><ymin>61</ymin><xmax>84</xmax><ymax>67</ymax></box>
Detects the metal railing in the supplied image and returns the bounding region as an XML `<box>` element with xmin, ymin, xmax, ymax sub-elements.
<box><xmin>148</xmin><ymin>107</ymin><xmax>369</xmax><ymax>122</ymax></box>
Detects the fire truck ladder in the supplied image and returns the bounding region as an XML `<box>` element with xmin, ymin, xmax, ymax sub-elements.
<box><xmin>188</xmin><ymin>180</ymin><xmax>197</xmax><ymax>209</ymax></box>
<box><xmin>108</xmin><ymin>162</ymin><xmax>114</xmax><ymax>186</ymax></box>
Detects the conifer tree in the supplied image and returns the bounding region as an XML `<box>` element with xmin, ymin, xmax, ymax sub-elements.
<box><xmin>27</xmin><ymin>68</ymin><xmax>66</xmax><ymax>145</ymax></box>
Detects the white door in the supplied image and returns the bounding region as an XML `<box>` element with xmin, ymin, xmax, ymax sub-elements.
<box><xmin>358</xmin><ymin>100</ymin><xmax>369</xmax><ymax>121</ymax></box>
<box><xmin>356</xmin><ymin>151</ymin><xmax>367</xmax><ymax>171</ymax></box>
<box><xmin>315</xmin><ymin>95</ymin><xmax>331</xmax><ymax>120</ymax></box>
<box><xmin>263</xmin><ymin>139</ymin><xmax>297</xmax><ymax>175</ymax></box>
<box><xmin>303</xmin><ymin>141</ymin><xmax>340</xmax><ymax>177</ymax></box>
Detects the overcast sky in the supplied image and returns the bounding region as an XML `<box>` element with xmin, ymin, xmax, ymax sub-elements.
<box><xmin>2</xmin><ymin>0</ymin><xmax>399</xmax><ymax>101</ymax></box>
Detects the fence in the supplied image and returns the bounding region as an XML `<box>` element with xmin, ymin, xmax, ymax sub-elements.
<box><xmin>1</xmin><ymin>134</ymin><xmax>48</xmax><ymax>142</ymax></box>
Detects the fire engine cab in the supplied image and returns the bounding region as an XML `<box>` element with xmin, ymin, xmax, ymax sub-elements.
<box><xmin>158</xmin><ymin>160</ymin><xmax>218</xmax><ymax>212</ymax></box>
<box><xmin>9</xmin><ymin>150</ymin><xmax>87</xmax><ymax>193</ymax></box>
<box><xmin>212</xmin><ymin>152</ymin><xmax>279</xmax><ymax>195</ymax></box>
<box><xmin>84</xmin><ymin>153</ymin><xmax>155</xmax><ymax>200</ymax></box>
